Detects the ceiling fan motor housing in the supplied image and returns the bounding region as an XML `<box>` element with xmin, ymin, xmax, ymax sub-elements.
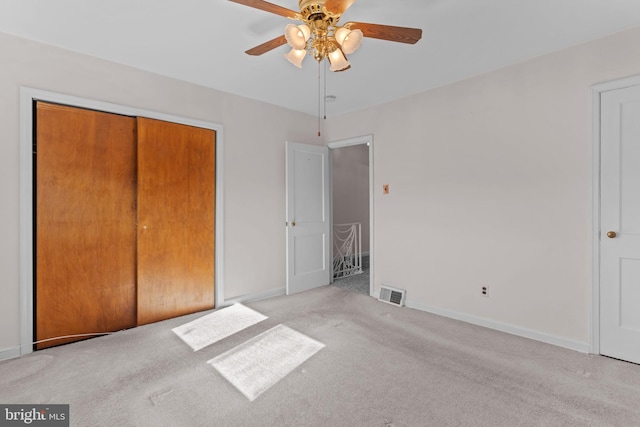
<box><xmin>299</xmin><ymin>0</ymin><xmax>329</xmax><ymax>21</ymax></box>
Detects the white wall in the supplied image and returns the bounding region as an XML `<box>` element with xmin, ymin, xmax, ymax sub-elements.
<box><xmin>0</xmin><ymin>32</ymin><xmax>320</xmax><ymax>357</ymax></box>
<box><xmin>332</xmin><ymin>144</ymin><xmax>370</xmax><ymax>255</ymax></box>
<box><xmin>325</xmin><ymin>26</ymin><xmax>640</xmax><ymax>349</ymax></box>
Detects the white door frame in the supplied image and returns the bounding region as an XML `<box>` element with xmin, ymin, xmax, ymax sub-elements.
<box><xmin>590</xmin><ymin>75</ymin><xmax>640</xmax><ymax>355</ymax></box>
<box><xmin>19</xmin><ymin>87</ymin><xmax>225</xmax><ymax>356</ymax></box>
<box><xmin>328</xmin><ymin>134</ymin><xmax>374</xmax><ymax>296</ymax></box>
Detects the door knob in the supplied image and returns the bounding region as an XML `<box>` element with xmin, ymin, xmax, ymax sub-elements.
<box><xmin>291</xmin><ymin>221</ymin><xmax>296</xmax><ymax>227</ymax></box>
<box><xmin>607</xmin><ymin>231</ymin><xmax>617</xmax><ymax>238</ymax></box>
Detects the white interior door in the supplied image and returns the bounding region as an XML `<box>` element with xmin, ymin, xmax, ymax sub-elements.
<box><xmin>286</xmin><ymin>141</ymin><xmax>331</xmax><ymax>295</ymax></box>
<box><xmin>600</xmin><ymin>84</ymin><xmax>640</xmax><ymax>364</ymax></box>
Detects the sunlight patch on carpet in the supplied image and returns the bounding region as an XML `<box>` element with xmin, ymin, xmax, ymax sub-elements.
<box><xmin>172</xmin><ymin>304</ymin><xmax>267</xmax><ymax>351</ymax></box>
<box><xmin>208</xmin><ymin>324</ymin><xmax>325</xmax><ymax>401</ymax></box>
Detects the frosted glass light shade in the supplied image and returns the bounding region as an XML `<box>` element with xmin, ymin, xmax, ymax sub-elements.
<box><xmin>285</xmin><ymin>24</ymin><xmax>311</xmax><ymax>50</ymax></box>
<box><xmin>334</xmin><ymin>27</ymin><xmax>350</xmax><ymax>45</ymax></box>
<box><xmin>298</xmin><ymin>24</ymin><xmax>311</xmax><ymax>41</ymax></box>
<box><xmin>335</xmin><ymin>28</ymin><xmax>363</xmax><ymax>54</ymax></box>
<box><xmin>328</xmin><ymin>48</ymin><xmax>350</xmax><ymax>72</ymax></box>
<box><xmin>285</xmin><ymin>48</ymin><xmax>307</xmax><ymax>68</ymax></box>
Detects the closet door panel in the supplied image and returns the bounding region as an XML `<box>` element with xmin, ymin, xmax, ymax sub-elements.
<box><xmin>36</xmin><ymin>102</ymin><xmax>137</xmax><ymax>349</ymax></box>
<box><xmin>137</xmin><ymin>118</ymin><xmax>215</xmax><ymax>325</ymax></box>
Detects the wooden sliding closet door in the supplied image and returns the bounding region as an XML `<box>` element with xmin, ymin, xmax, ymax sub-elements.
<box><xmin>136</xmin><ymin>118</ymin><xmax>215</xmax><ymax>325</ymax></box>
<box><xmin>36</xmin><ymin>103</ymin><xmax>137</xmax><ymax>349</ymax></box>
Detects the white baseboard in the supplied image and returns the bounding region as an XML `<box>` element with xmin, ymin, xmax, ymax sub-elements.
<box><xmin>222</xmin><ymin>287</ymin><xmax>286</xmax><ymax>307</ymax></box>
<box><xmin>372</xmin><ymin>290</ymin><xmax>589</xmax><ymax>354</ymax></box>
<box><xmin>0</xmin><ymin>346</ymin><xmax>21</xmax><ymax>362</ymax></box>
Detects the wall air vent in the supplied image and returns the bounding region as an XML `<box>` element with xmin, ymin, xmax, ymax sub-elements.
<box><xmin>378</xmin><ymin>285</ymin><xmax>406</xmax><ymax>307</ymax></box>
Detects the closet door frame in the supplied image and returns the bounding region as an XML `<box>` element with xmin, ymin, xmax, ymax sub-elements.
<box><xmin>18</xmin><ymin>87</ymin><xmax>225</xmax><ymax>356</ymax></box>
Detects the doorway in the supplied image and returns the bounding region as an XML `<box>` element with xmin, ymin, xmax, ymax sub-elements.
<box><xmin>329</xmin><ymin>135</ymin><xmax>374</xmax><ymax>296</ymax></box>
<box><xmin>592</xmin><ymin>76</ymin><xmax>640</xmax><ymax>364</ymax></box>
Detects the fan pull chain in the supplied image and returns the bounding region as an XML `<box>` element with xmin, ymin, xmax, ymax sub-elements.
<box><xmin>324</xmin><ymin>61</ymin><xmax>327</xmax><ymax>120</ymax></box>
<box><xmin>317</xmin><ymin>60</ymin><xmax>321</xmax><ymax>137</ymax></box>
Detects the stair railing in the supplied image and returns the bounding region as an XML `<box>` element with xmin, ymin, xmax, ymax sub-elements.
<box><xmin>333</xmin><ymin>222</ymin><xmax>362</xmax><ymax>279</ymax></box>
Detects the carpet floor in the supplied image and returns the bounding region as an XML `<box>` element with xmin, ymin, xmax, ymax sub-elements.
<box><xmin>1</xmin><ymin>285</ymin><xmax>640</xmax><ymax>426</ymax></box>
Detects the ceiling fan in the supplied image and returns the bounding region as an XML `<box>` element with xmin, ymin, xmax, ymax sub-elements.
<box><xmin>229</xmin><ymin>0</ymin><xmax>423</xmax><ymax>72</ymax></box>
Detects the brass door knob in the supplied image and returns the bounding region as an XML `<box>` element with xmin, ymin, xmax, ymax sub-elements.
<box><xmin>291</xmin><ymin>221</ymin><xmax>296</xmax><ymax>227</ymax></box>
<box><xmin>607</xmin><ymin>231</ymin><xmax>617</xmax><ymax>238</ymax></box>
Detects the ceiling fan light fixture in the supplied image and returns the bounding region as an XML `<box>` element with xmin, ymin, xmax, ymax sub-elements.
<box><xmin>338</xmin><ymin>28</ymin><xmax>363</xmax><ymax>54</ymax></box>
<box><xmin>285</xmin><ymin>24</ymin><xmax>311</xmax><ymax>50</ymax></box>
<box><xmin>328</xmin><ymin>47</ymin><xmax>350</xmax><ymax>72</ymax></box>
<box><xmin>285</xmin><ymin>48</ymin><xmax>307</xmax><ymax>68</ymax></box>
<box><xmin>233</xmin><ymin>0</ymin><xmax>422</xmax><ymax>76</ymax></box>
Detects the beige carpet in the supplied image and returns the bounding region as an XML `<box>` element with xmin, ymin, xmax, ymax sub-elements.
<box><xmin>1</xmin><ymin>285</ymin><xmax>640</xmax><ymax>426</ymax></box>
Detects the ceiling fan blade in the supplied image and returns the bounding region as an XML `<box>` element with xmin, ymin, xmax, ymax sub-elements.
<box><xmin>229</xmin><ymin>0</ymin><xmax>298</xmax><ymax>19</ymax></box>
<box><xmin>324</xmin><ymin>0</ymin><xmax>356</xmax><ymax>15</ymax></box>
<box><xmin>245</xmin><ymin>35</ymin><xmax>288</xmax><ymax>56</ymax></box>
<box><xmin>346</xmin><ymin>22</ymin><xmax>422</xmax><ymax>44</ymax></box>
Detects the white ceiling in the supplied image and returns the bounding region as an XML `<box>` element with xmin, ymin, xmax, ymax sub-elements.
<box><xmin>1</xmin><ymin>0</ymin><xmax>640</xmax><ymax>116</ymax></box>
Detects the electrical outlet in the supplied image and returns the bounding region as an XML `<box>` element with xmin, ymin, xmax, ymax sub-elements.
<box><xmin>481</xmin><ymin>285</ymin><xmax>489</xmax><ymax>298</ymax></box>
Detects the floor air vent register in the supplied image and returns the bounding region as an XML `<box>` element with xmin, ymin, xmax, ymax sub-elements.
<box><xmin>378</xmin><ymin>286</ymin><xmax>406</xmax><ymax>307</ymax></box>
